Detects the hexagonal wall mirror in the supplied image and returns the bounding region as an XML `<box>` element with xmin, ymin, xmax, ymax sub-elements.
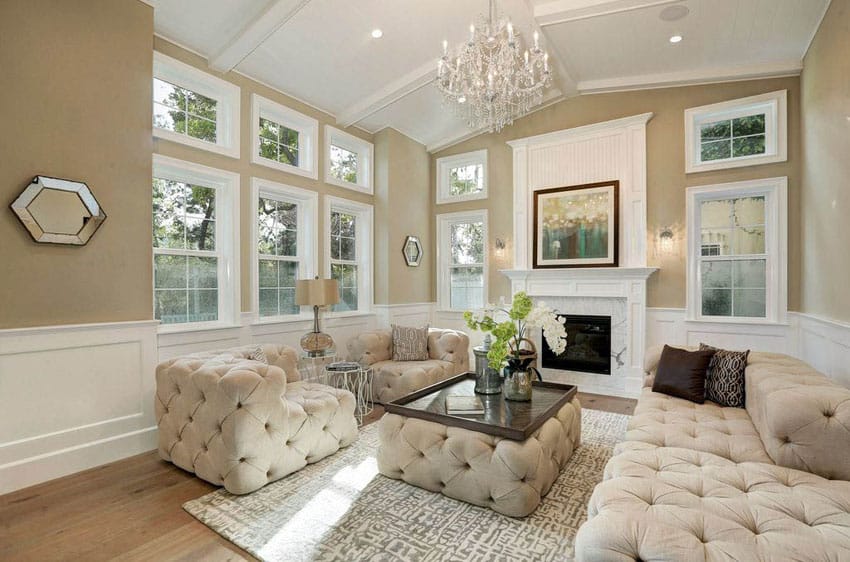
<box><xmin>403</xmin><ymin>235</ymin><xmax>423</xmax><ymax>267</ymax></box>
<box><xmin>10</xmin><ymin>176</ymin><xmax>107</xmax><ymax>245</ymax></box>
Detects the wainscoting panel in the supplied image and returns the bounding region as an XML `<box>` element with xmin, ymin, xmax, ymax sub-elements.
<box><xmin>797</xmin><ymin>313</ymin><xmax>850</xmax><ymax>388</ymax></box>
<box><xmin>646</xmin><ymin>308</ymin><xmax>797</xmax><ymax>355</ymax></box>
<box><xmin>374</xmin><ymin>303</ymin><xmax>434</xmax><ymax>329</ymax></box>
<box><xmin>0</xmin><ymin>321</ymin><xmax>159</xmax><ymax>494</ymax></box>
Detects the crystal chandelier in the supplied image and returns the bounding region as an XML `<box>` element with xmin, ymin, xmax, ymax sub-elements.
<box><xmin>437</xmin><ymin>0</ymin><xmax>553</xmax><ymax>133</ymax></box>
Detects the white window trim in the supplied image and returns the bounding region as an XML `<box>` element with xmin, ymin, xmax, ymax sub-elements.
<box><xmin>686</xmin><ymin>177</ymin><xmax>787</xmax><ymax>325</ymax></box>
<box><xmin>152</xmin><ymin>154</ymin><xmax>241</xmax><ymax>333</ymax></box>
<box><xmin>684</xmin><ymin>90</ymin><xmax>787</xmax><ymax>174</ymax></box>
<box><xmin>324</xmin><ymin>195</ymin><xmax>374</xmax><ymax>316</ymax></box>
<box><xmin>250</xmin><ymin>177</ymin><xmax>318</xmax><ymax>324</ymax></box>
<box><xmin>436</xmin><ymin>149</ymin><xmax>489</xmax><ymax>204</ymax></box>
<box><xmin>324</xmin><ymin>125</ymin><xmax>374</xmax><ymax>194</ymax></box>
<box><xmin>436</xmin><ymin>209</ymin><xmax>489</xmax><ymax>312</ymax></box>
<box><xmin>153</xmin><ymin>51</ymin><xmax>241</xmax><ymax>159</ymax></box>
<box><xmin>251</xmin><ymin>94</ymin><xmax>319</xmax><ymax>179</ymax></box>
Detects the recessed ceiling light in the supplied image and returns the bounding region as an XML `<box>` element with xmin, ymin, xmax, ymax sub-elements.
<box><xmin>371</xmin><ymin>29</ymin><xmax>383</xmax><ymax>39</ymax></box>
<box><xmin>458</xmin><ymin>95</ymin><xmax>466</xmax><ymax>103</ymax></box>
<box><xmin>669</xmin><ymin>35</ymin><xmax>683</xmax><ymax>44</ymax></box>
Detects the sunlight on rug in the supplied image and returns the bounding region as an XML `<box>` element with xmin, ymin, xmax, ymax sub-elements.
<box><xmin>184</xmin><ymin>408</ymin><xmax>629</xmax><ymax>562</ymax></box>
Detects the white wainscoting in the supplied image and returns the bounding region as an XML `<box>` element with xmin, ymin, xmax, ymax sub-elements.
<box><xmin>0</xmin><ymin>320</ymin><xmax>159</xmax><ymax>494</ymax></box>
<box><xmin>646</xmin><ymin>308</ymin><xmax>798</xmax><ymax>354</ymax></box>
<box><xmin>373</xmin><ymin>303</ymin><xmax>434</xmax><ymax>329</ymax></box>
<box><xmin>797</xmin><ymin>313</ymin><xmax>850</xmax><ymax>388</ymax></box>
<box><xmin>157</xmin><ymin>312</ymin><xmax>379</xmax><ymax>363</ymax></box>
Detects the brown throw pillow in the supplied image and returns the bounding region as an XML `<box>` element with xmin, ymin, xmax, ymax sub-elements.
<box><xmin>700</xmin><ymin>343</ymin><xmax>749</xmax><ymax>408</ymax></box>
<box><xmin>652</xmin><ymin>345</ymin><xmax>716</xmax><ymax>403</ymax></box>
<box><xmin>392</xmin><ymin>324</ymin><xmax>429</xmax><ymax>361</ymax></box>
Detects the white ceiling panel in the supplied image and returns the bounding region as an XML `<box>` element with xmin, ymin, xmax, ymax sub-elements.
<box><xmin>150</xmin><ymin>0</ymin><xmax>269</xmax><ymax>56</ymax></box>
<box><xmin>541</xmin><ymin>0</ymin><xmax>828</xmax><ymax>86</ymax></box>
<box><xmin>234</xmin><ymin>0</ymin><xmax>541</xmax><ymax>116</ymax></box>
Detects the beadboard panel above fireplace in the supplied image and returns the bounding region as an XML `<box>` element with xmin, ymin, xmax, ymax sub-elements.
<box><xmin>507</xmin><ymin>112</ymin><xmax>653</xmax><ymax>271</ymax></box>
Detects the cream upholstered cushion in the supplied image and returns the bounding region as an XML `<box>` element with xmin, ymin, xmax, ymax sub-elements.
<box><xmin>370</xmin><ymin>359</ymin><xmax>454</xmax><ymax>403</ymax></box>
<box><xmin>378</xmin><ymin>397</ymin><xmax>581</xmax><ymax>517</ymax></box>
<box><xmin>348</xmin><ymin>328</ymin><xmax>470</xmax><ymax>403</ymax></box>
<box><xmin>576</xmin><ymin>446</ymin><xmax>850</xmax><ymax>561</ymax></box>
<box><xmin>621</xmin><ymin>387</ymin><xmax>773</xmax><ymax>464</ymax></box>
<box><xmin>744</xmin><ymin>352</ymin><xmax>850</xmax><ymax>480</ymax></box>
<box><xmin>155</xmin><ymin>345</ymin><xmax>357</xmax><ymax>495</ymax></box>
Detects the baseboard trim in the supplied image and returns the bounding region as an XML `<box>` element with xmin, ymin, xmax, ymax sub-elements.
<box><xmin>0</xmin><ymin>426</ymin><xmax>158</xmax><ymax>495</ymax></box>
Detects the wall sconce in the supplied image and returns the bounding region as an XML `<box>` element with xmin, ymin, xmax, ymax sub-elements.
<box><xmin>654</xmin><ymin>225</ymin><xmax>681</xmax><ymax>258</ymax></box>
<box><xmin>494</xmin><ymin>237</ymin><xmax>506</xmax><ymax>257</ymax></box>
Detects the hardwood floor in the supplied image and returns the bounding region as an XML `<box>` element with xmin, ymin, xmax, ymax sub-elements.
<box><xmin>0</xmin><ymin>392</ymin><xmax>634</xmax><ymax>561</ymax></box>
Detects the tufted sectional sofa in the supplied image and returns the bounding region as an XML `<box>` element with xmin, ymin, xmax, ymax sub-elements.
<box><xmin>575</xmin><ymin>348</ymin><xmax>850</xmax><ymax>561</ymax></box>
<box><xmin>347</xmin><ymin>328</ymin><xmax>470</xmax><ymax>403</ymax></box>
<box><xmin>155</xmin><ymin>344</ymin><xmax>358</xmax><ymax>494</ymax></box>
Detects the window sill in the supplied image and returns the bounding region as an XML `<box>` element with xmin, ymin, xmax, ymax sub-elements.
<box><xmin>324</xmin><ymin>175</ymin><xmax>373</xmax><ymax>195</ymax></box>
<box><xmin>251</xmin><ymin>153</ymin><xmax>318</xmax><ymax>180</ymax></box>
<box><xmin>157</xmin><ymin>322</ymin><xmax>242</xmax><ymax>335</ymax></box>
<box><xmin>436</xmin><ymin>190</ymin><xmax>488</xmax><ymax>205</ymax></box>
<box><xmin>684</xmin><ymin>316</ymin><xmax>790</xmax><ymax>327</ymax></box>
<box><xmin>325</xmin><ymin>310</ymin><xmax>376</xmax><ymax>320</ymax></box>
<box><xmin>251</xmin><ymin>314</ymin><xmax>314</xmax><ymax>326</ymax></box>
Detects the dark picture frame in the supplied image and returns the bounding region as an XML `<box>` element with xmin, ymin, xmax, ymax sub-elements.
<box><xmin>532</xmin><ymin>180</ymin><xmax>619</xmax><ymax>268</ymax></box>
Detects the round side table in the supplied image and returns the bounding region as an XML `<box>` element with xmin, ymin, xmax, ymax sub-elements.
<box><xmin>322</xmin><ymin>365</ymin><xmax>373</xmax><ymax>425</ymax></box>
<box><xmin>298</xmin><ymin>350</ymin><xmax>337</xmax><ymax>382</ymax></box>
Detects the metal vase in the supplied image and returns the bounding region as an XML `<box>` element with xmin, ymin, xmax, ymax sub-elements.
<box><xmin>502</xmin><ymin>355</ymin><xmax>537</xmax><ymax>401</ymax></box>
<box><xmin>475</xmin><ymin>366</ymin><xmax>503</xmax><ymax>394</ymax></box>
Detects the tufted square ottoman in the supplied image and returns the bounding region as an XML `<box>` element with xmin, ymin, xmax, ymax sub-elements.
<box><xmin>377</xmin><ymin>374</ymin><xmax>581</xmax><ymax>517</ymax></box>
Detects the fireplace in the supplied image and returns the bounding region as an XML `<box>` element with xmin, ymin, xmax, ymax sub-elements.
<box><xmin>542</xmin><ymin>314</ymin><xmax>612</xmax><ymax>375</ymax></box>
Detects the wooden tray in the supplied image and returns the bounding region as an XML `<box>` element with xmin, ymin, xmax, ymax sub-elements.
<box><xmin>384</xmin><ymin>372</ymin><xmax>577</xmax><ymax>441</ymax></box>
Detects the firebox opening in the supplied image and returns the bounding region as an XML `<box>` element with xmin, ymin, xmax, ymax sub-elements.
<box><xmin>542</xmin><ymin>314</ymin><xmax>612</xmax><ymax>375</ymax></box>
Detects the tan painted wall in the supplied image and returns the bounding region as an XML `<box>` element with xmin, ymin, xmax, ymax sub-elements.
<box><xmin>0</xmin><ymin>0</ymin><xmax>154</xmax><ymax>329</ymax></box>
<box><xmin>431</xmin><ymin>77</ymin><xmax>802</xmax><ymax>309</ymax></box>
<box><xmin>373</xmin><ymin>128</ymin><xmax>432</xmax><ymax>305</ymax></box>
<box><xmin>800</xmin><ymin>0</ymin><xmax>850</xmax><ymax>323</ymax></box>
<box><xmin>152</xmin><ymin>37</ymin><xmax>377</xmax><ymax>313</ymax></box>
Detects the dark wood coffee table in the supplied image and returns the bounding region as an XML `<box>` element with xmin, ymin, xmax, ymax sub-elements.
<box><xmin>383</xmin><ymin>372</ymin><xmax>578</xmax><ymax>440</ymax></box>
<box><xmin>378</xmin><ymin>372</ymin><xmax>581</xmax><ymax>517</ymax></box>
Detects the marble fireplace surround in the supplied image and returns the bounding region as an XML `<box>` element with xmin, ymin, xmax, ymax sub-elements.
<box><xmin>502</xmin><ymin>113</ymin><xmax>658</xmax><ymax>398</ymax></box>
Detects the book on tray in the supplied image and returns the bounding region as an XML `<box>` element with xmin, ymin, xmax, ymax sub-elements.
<box><xmin>445</xmin><ymin>395</ymin><xmax>485</xmax><ymax>415</ymax></box>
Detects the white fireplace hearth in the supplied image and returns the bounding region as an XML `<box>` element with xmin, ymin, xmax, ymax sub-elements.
<box><xmin>503</xmin><ymin>268</ymin><xmax>655</xmax><ymax>397</ymax></box>
<box><xmin>504</xmin><ymin>113</ymin><xmax>658</xmax><ymax>398</ymax></box>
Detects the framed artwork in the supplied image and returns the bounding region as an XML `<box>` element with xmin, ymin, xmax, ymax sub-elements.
<box><xmin>533</xmin><ymin>180</ymin><xmax>619</xmax><ymax>268</ymax></box>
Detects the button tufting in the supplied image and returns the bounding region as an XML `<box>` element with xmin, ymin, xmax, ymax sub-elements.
<box><xmin>188</xmin><ymin>416</ymin><xmax>194</xmax><ymax>423</ymax></box>
<box><xmin>237</xmin><ymin>402</ymin><xmax>243</xmax><ymax>409</ymax></box>
<box><xmin>239</xmin><ymin>457</ymin><xmax>246</xmax><ymax>463</ymax></box>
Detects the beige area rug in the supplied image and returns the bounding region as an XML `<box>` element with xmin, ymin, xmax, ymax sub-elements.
<box><xmin>184</xmin><ymin>408</ymin><xmax>629</xmax><ymax>562</ymax></box>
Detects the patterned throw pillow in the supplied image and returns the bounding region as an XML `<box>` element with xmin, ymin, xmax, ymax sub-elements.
<box><xmin>246</xmin><ymin>346</ymin><xmax>269</xmax><ymax>364</ymax></box>
<box><xmin>392</xmin><ymin>324</ymin><xmax>429</xmax><ymax>361</ymax></box>
<box><xmin>700</xmin><ymin>343</ymin><xmax>749</xmax><ymax>408</ymax></box>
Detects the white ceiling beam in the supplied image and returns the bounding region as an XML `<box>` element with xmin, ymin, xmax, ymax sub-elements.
<box><xmin>576</xmin><ymin>60</ymin><xmax>803</xmax><ymax>94</ymax></box>
<box><xmin>535</xmin><ymin>0</ymin><xmax>680</xmax><ymax>26</ymax></box>
<box><xmin>336</xmin><ymin>61</ymin><xmax>437</xmax><ymax>128</ymax></box>
<box><xmin>208</xmin><ymin>0</ymin><xmax>311</xmax><ymax>72</ymax></box>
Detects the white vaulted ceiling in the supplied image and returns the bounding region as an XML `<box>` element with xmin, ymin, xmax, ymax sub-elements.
<box><xmin>149</xmin><ymin>0</ymin><xmax>830</xmax><ymax>151</ymax></box>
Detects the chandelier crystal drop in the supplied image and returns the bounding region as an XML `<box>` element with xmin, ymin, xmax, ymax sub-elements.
<box><xmin>437</xmin><ymin>0</ymin><xmax>553</xmax><ymax>133</ymax></box>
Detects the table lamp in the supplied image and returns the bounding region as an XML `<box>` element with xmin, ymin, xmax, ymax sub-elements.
<box><xmin>295</xmin><ymin>277</ymin><xmax>340</xmax><ymax>357</ymax></box>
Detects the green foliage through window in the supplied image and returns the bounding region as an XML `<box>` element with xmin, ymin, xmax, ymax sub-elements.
<box><xmin>699</xmin><ymin>113</ymin><xmax>765</xmax><ymax>162</ymax></box>
<box><xmin>330</xmin><ymin>210</ymin><xmax>358</xmax><ymax>311</ymax></box>
<box><xmin>258</xmin><ymin>117</ymin><xmax>299</xmax><ymax>166</ymax></box>
<box><xmin>449</xmin><ymin>164</ymin><xmax>483</xmax><ymax>196</ymax></box>
<box><xmin>153</xmin><ymin>78</ymin><xmax>217</xmax><ymax>143</ymax></box>
<box><xmin>330</xmin><ymin>145</ymin><xmax>358</xmax><ymax>184</ymax></box>
<box><xmin>153</xmin><ymin>177</ymin><xmax>218</xmax><ymax>324</ymax></box>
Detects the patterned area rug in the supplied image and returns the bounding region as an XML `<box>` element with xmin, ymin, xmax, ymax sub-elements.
<box><xmin>184</xmin><ymin>408</ymin><xmax>629</xmax><ymax>561</ymax></box>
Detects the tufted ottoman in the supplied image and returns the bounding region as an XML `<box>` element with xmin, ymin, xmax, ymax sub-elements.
<box><xmin>377</xmin><ymin>374</ymin><xmax>581</xmax><ymax>517</ymax></box>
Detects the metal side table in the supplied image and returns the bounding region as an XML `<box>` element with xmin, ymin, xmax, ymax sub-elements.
<box><xmin>321</xmin><ymin>364</ymin><xmax>374</xmax><ymax>425</ymax></box>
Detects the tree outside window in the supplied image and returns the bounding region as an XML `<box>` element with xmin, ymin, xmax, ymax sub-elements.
<box><xmin>153</xmin><ymin>78</ymin><xmax>217</xmax><ymax>143</ymax></box>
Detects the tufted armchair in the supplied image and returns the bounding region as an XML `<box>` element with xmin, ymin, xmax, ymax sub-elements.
<box><xmin>155</xmin><ymin>344</ymin><xmax>358</xmax><ymax>494</ymax></box>
<box><xmin>347</xmin><ymin>328</ymin><xmax>470</xmax><ymax>403</ymax></box>
<box><xmin>575</xmin><ymin>348</ymin><xmax>850</xmax><ymax>561</ymax></box>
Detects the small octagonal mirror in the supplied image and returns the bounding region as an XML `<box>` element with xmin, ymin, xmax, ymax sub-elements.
<box><xmin>403</xmin><ymin>235</ymin><xmax>422</xmax><ymax>267</ymax></box>
<box><xmin>10</xmin><ymin>176</ymin><xmax>107</xmax><ymax>245</ymax></box>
